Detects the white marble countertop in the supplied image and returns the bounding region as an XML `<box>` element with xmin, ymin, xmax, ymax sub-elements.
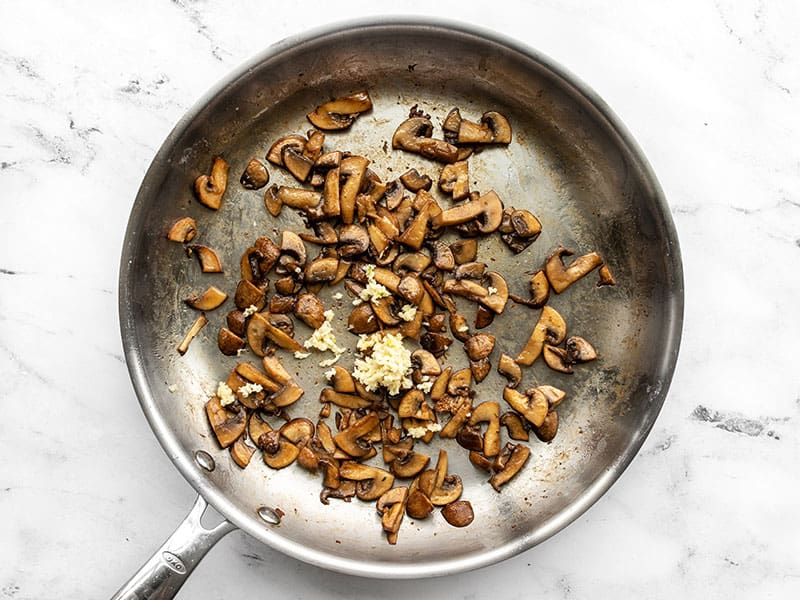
<box><xmin>1</xmin><ymin>1</ymin><xmax>798</xmax><ymax>598</ymax></box>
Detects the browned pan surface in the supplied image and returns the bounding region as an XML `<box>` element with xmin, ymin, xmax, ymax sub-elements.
<box><xmin>120</xmin><ymin>18</ymin><xmax>683</xmax><ymax>577</ymax></box>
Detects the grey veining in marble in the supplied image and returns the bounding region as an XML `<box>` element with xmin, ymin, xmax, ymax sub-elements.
<box><xmin>1</xmin><ymin>1</ymin><xmax>799</xmax><ymax>598</ymax></box>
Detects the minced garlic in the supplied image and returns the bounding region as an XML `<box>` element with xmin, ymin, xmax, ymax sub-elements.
<box><xmin>238</xmin><ymin>382</ymin><xmax>263</xmax><ymax>397</ymax></box>
<box><xmin>397</xmin><ymin>303</ymin><xmax>418</xmax><ymax>322</ymax></box>
<box><xmin>416</xmin><ymin>376</ymin><xmax>433</xmax><ymax>394</ymax></box>
<box><xmin>487</xmin><ymin>286</ymin><xmax>498</xmax><ymax>295</ymax></box>
<box><xmin>217</xmin><ymin>381</ymin><xmax>235</xmax><ymax>407</ymax></box>
<box><xmin>294</xmin><ymin>351</ymin><xmax>311</xmax><ymax>359</ymax></box>
<box><xmin>406</xmin><ymin>422</ymin><xmax>442</xmax><ymax>439</ymax></box>
<box><xmin>352</xmin><ymin>332</ymin><xmax>412</xmax><ymax>396</ymax></box>
<box><xmin>358</xmin><ymin>264</ymin><xmax>391</xmax><ymax>302</ymax></box>
<box><xmin>304</xmin><ymin>309</ymin><xmax>345</xmax><ymax>355</ymax></box>
<box><xmin>242</xmin><ymin>304</ymin><xmax>258</xmax><ymax>318</ymax></box>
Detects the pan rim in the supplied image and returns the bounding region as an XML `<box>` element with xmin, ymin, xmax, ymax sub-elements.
<box><xmin>119</xmin><ymin>15</ymin><xmax>684</xmax><ymax>578</ymax></box>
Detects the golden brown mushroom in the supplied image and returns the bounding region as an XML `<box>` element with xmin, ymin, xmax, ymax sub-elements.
<box><xmin>307</xmin><ymin>91</ymin><xmax>372</xmax><ymax>130</ymax></box>
<box><xmin>194</xmin><ymin>156</ymin><xmax>228</xmax><ymax>210</ymax></box>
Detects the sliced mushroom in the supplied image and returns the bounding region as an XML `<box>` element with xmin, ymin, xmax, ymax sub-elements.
<box><xmin>441</xmin><ymin>500</ymin><xmax>474</xmax><ymax>527</ymax></box>
<box><xmin>393</xmin><ymin>252</ymin><xmax>431</xmax><ymax>274</ymax></box>
<box><xmin>185</xmin><ymin>286</ymin><xmax>228</xmax><ymax>311</ymax></box>
<box><xmin>597</xmin><ymin>263</ymin><xmax>617</xmax><ymax>287</ymax></box>
<box><xmin>450</xmin><ymin>239</ymin><xmax>477</xmax><ymax>265</ymax></box>
<box><xmin>259</xmin><ymin>430</ymin><xmax>300</xmax><ymax>469</ymax></box>
<box><xmin>267</xmin><ymin>135</ymin><xmax>306</xmax><ymax>166</ymax></box>
<box><xmin>464</xmin><ymin>333</ymin><xmax>496</xmax><ymax>361</ymax></box>
<box><xmin>391</xmin><ymin>117</ymin><xmax>458</xmax><ymax>163</ymax></box>
<box><xmin>217</xmin><ymin>328</ymin><xmax>245</xmax><ymax>356</ymax></box>
<box><xmin>376</xmin><ymin>486</ymin><xmax>408</xmax><ymax>543</ymax></box>
<box><xmin>565</xmin><ymin>336</ymin><xmax>597</xmax><ymax>363</ymax></box>
<box><xmin>280</xmin><ymin>418</ymin><xmax>315</xmax><ymax>448</ymax></box>
<box><xmin>293</xmin><ymin>293</ymin><xmax>325</xmax><ymax>329</ymax></box>
<box><xmin>177</xmin><ymin>313</ymin><xmax>207</xmax><ymax>355</ymax></box>
<box><xmin>489</xmin><ymin>443</ymin><xmax>530</xmax><ymax>491</ymax></box>
<box><xmin>390</xmin><ymin>452</ymin><xmax>431</xmax><ymax>479</ymax></box>
<box><xmin>534</xmin><ymin>410</ymin><xmax>558</xmax><ymax>442</ymax></box>
<box><xmin>187</xmin><ymin>245</ymin><xmax>223</xmax><ymax>273</ymax></box>
<box><xmin>235</xmin><ymin>362</ymin><xmax>280</xmax><ymax>393</ymax></box>
<box><xmin>503</xmin><ymin>387</ymin><xmax>548</xmax><ymax>428</ymax></box>
<box><xmin>397</xmin><ymin>389</ymin><xmax>435</xmax><ymax>420</ymax></box>
<box><xmin>240</xmin><ymin>158</ymin><xmax>269</xmax><ymax>189</ymax></box>
<box><xmin>205</xmin><ymin>395</ymin><xmax>245</xmax><ymax>448</ymax></box>
<box><xmin>339</xmin><ymin>461</ymin><xmax>395</xmax><ymax>501</ymax></box>
<box><xmin>348</xmin><ymin>303</ymin><xmax>379</xmax><ymax>334</ymax></box>
<box><xmin>446</xmin><ymin>368</ymin><xmax>472</xmax><ymax>397</ymax></box>
<box><xmin>438</xmin><ymin>396</ymin><xmax>472</xmax><ymax>438</ymax></box>
<box><xmin>543</xmin><ymin>344</ymin><xmax>573</xmax><ymax>373</ymax></box>
<box><xmin>281</xmin><ymin>146</ymin><xmax>314</xmax><ymax>182</ymax></box>
<box><xmin>307</xmin><ymin>91</ymin><xmax>372</xmax><ymax>131</ymax></box>
<box><xmin>481</xmin><ymin>272</ymin><xmax>508</xmax><ymax>314</ymax></box>
<box><xmin>438</xmin><ymin>160</ymin><xmax>469</xmax><ymax>201</ymax></box>
<box><xmin>338</xmin><ymin>224</ymin><xmax>370</xmax><ymax>258</ymax></box>
<box><xmin>429</xmin><ymin>450</ymin><xmax>463</xmax><ymax>506</ymax></box>
<box><xmin>454</xmin><ymin>261</ymin><xmax>487</xmax><ymax>280</ymax></box>
<box><xmin>320</xmin><ymin>388</ymin><xmax>373</xmax><ymax>410</ymax></box>
<box><xmin>230</xmin><ymin>436</ymin><xmax>256</xmax><ymax>468</ymax></box>
<box><xmin>247</xmin><ymin>312</ymin><xmax>304</xmax><ymax>355</ymax></box>
<box><xmin>481</xmin><ymin>111</ymin><xmax>512</xmax><ymax>144</ymax></box>
<box><xmin>545</xmin><ymin>246</ymin><xmax>604</xmax><ymax>293</ymax></box>
<box><xmin>497</xmin><ymin>354</ymin><xmax>522</xmax><ymax>388</ymax></box>
<box><xmin>397</xmin><ymin>275</ymin><xmax>424</xmax><ymax>306</ymax></box>
<box><xmin>406</xmin><ymin>489</ymin><xmax>435</xmax><ymax>519</ymax></box>
<box><xmin>166</xmin><ymin>217</ymin><xmax>197</xmax><ymax>243</ymax></box>
<box><xmin>420</xmin><ymin>332</ymin><xmax>452</xmax><ymax>357</ymax></box>
<box><xmin>339</xmin><ymin>156</ymin><xmax>369</xmax><ymax>224</ymax></box>
<box><xmin>194</xmin><ymin>156</ymin><xmax>228</xmax><ymax>210</ymax></box>
<box><xmin>468</xmin><ymin>401</ymin><xmax>500</xmax><ymax>457</ymax></box>
<box><xmin>278</xmin><ymin>231</ymin><xmax>307</xmax><ymax>274</ymax></box>
<box><xmin>329</xmin><ymin>366</ymin><xmax>356</xmax><ymax>393</ymax></box>
<box><xmin>333</xmin><ymin>412</ymin><xmax>380</xmax><ymax>458</ymax></box>
<box><xmin>432</xmin><ymin>190</ymin><xmax>504</xmax><ymax>234</ymax></box>
<box><xmin>226</xmin><ymin>310</ymin><xmax>246</xmax><ymax>337</ymax></box>
<box><xmin>536</xmin><ymin>385</ymin><xmax>566</xmax><ymax>409</ymax></box>
<box><xmin>456</xmin><ymin>425</ymin><xmax>483</xmax><ymax>452</ymax></box>
<box><xmin>429</xmin><ymin>240</ymin><xmax>455</xmax><ymax>271</ymax></box>
<box><xmin>429</xmin><ymin>367</ymin><xmax>451</xmax><ymax>402</ymax></box>
<box><xmin>411</xmin><ymin>349</ymin><xmax>441</xmax><ymax>377</ymax></box>
<box><xmin>500</xmin><ymin>412</ymin><xmax>529</xmax><ymax>441</ymax></box>
<box><xmin>399</xmin><ymin>168</ymin><xmax>432</xmax><ymax>192</ymax></box>
<box><xmin>234</xmin><ymin>280</ymin><xmax>266</xmax><ymax>311</ymax></box>
<box><xmin>515</xmin><ymin>306</ymin><xmax>567</xmax><ymax>366</ymax></box>
<box><xmin>442</xmin><ymin>278</ymin><xmax>488</xmax><ymax>303</ymax></box>
<box><xmin>397</xmin><ymin>193</ymin><xmax>434</xmax><ymax>250</ymax></box>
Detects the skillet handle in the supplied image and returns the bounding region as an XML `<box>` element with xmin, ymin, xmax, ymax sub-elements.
<box><xmin>111</xmin><ymin>494</ymin><xmax>237</xmax><ymax>600</ymax></box>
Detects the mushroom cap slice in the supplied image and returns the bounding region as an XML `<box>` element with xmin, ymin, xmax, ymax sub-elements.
<box><xmin>194</xmin><ymin>156</ymin><xmax>228</xmax><ymax>210</ymax></box>
<box><xmin>247</xmin><ymin>312</ymin><xmax>304</xmax><ymax>355</ymax></box>
<box><xmin>543</xmin><ymin>344</ymin><xmax>573</xmax><ymax>373</ymax></box>
<box><xmin>500</xmin><ymin>411</ymin><xmax>530</xmax><ymax>441</ymax></box>
<box><xmin>566</xmin><ymin>336</ymin><xmax>598</xmax><ymax>363</ymax></box>
<box><xmin>464</xmin><ymin>333</ymin><xmax>496</xmax><ymax>361</ymax></box>
<box><xmin>267</xmin><ymin>135</ymin><xmax>306</xmax><ymax>166</ymax></box>
<box><xmin>260</xmin><ymin>430</ymin><xmax>300</xmax><ymax>469</ymax></box>
<box><xmin>406</xmin><ymin>489</ymin><xmax>435</xmax><ymax>519</ymax></box>
<box><xmin>534</xmin><ymin>410</ymin><xmax>559</xmax><ymax>442</ymax></box>
<box><xmin>390</xmin><ymin>452</ymin><xmax>431</xmax><ymax>479</ymax></box>
<box><xmin>205</xmin><ymin>396</ymin><xmax>246</xmax><ymax>448</ymax></box>
<box><xmin>503</xmin><ymin>387</ymin><xmax>548</xmax><ymax>428</ymax></box>
<box><xmin>294</xmin><ymin>292</ymin><xmax>326</xmax><ymax>330</ymax></box>
<box><xmin>307</xmin><ymin>91</ymin><xmax>372</xmax><ymax>131</ymax></box>
<box><xmin>497</xmin><ymin>354</ymin><xmax>522</xmax><ymax>388</ymax></box>
<box><xmin>432</xmin><ymin>190</ymin><xmax>504</xmax><ymax>234</ymax></box>
<box><xmin>339</xmin><ymin>461</ymin><xmax>395</xmax><ymax>501</ymax></box>
<box><xmin>187</xmin><ymin>245</ymin><xmax>223</xmax><ymax>273</ymax></box>
<box><xmin>392</xmin><ymin>117</ymin><xmax>458</xmax><ymax>163</ymax></box>
<box><xmin>240</xmin><ymin>158</ymin><xmax>269</xmax><ymax>190</ymax></box>
<box><xmin>515</xmin><ymin>306</ymin><xmax>567</xmax><ymax>366</ymax></box>
<box><xmin>333</xmin><ymin>412</ymin><xmax>380</xmax><ymax>458</ymax></box>
<box><xmin>185</xmin><ymin>286</ymin><xmax>228</xmax><ymax>311</ymax></box>
<box><xmin>230</xmin><ymin>436</ymin><xmax>256</xmax><ymax>468</ymax></box>
<box><xmin>441</xmin><ymin>500</ymin><xmax>475</xmax><ymax>527</ymax></box>
<box><xmin>480</xmin><ymin>272</ymin><xmax>508</xmax><ymax>314</ymax></box>
<box><xmin>468</xmin><ymin>401</ymin><xmax>501</xmax><ymax>457</ymax></box>
<box><xmin>545</xmin><ymin>246</ymin><xmax>604</xmax><ymax>293</ymax></box>
<box><xmin>481</xmin><ymin>111</ymin><xmax>512</xmax><ymax>144</ymax></box>
<box><xmin>489</xmin><ymin>444</ymin><xmax>530</xmax><ymax>491</ymax></box>
<box><xmin>167</xmin><ymin>217</ymin><xmax>197</xmax><ymax>243</ymax></box>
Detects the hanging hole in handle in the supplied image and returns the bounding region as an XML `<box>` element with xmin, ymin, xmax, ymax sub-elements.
<box><xmin>257</xmin><ymin>506</ymin><xmax>283</xmax><ymax>525</ymax></box>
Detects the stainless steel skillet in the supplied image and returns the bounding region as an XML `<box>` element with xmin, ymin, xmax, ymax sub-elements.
<box><xmin>115</xmin><ymin>17</ymin><xmax>683</xmax><ymax>599</ymax></box>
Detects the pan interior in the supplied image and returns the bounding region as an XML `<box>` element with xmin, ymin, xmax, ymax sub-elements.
<box><xmin>120</xmin><ymin>21</ymin><xmax>682</xmax><ymax>577</ymax></box>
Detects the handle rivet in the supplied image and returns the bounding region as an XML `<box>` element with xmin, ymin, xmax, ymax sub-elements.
<box><xmin>257</xmin><ymin>506</ymin><xmax>282</xmax><ymax>525</ymax></box>
<box><xmin>194</xmin><ymin>450</ymin><xmax>215</xmax><ymax>471</ymax></box>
